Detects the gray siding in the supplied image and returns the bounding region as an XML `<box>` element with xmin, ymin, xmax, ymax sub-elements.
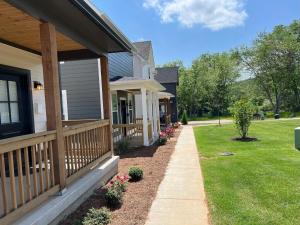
<box><xmin>108</xmin><ymin>52</ymin><xmax>133</xmax><ymax>78</ymax></box>
<box><xmin>161</xmin><ymin>83</ymin><xmax>178</xmax><ymax>122</ymax></box>
<box><xmin>60</xmin><ymin>59</ymin><xmax>102</xmax><ymax>120</ymax></box>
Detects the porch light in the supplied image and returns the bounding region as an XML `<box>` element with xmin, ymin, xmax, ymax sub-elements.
<box><xmin>33</xmin><ymin>81</ymin><xmax>43</xmax><ymax>90</ymax></box>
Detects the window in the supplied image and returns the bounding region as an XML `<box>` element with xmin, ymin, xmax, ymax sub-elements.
<box><xmin>128</xmin><ymin>94</ymin><xmax>134</xmax><ymax>123</ymax></box>
<box><xmin>0</xmin><ymin>80</ymin><xmax>19</xmax><ymax>124</ymax></box>
<box><xmin>111</xmin><ymin>93</ymin><xmax>118</xmax><ymax>124</ymax></box>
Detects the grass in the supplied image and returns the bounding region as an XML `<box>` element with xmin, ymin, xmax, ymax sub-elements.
<box><xmin>188</xmin><ymin>115</ymin><xmax>231</xmax><ymax>121</ymax></box>
<box><xmin>194</xmin><ymin>119</ymin><xmax>300</xmax><ymax>225</ymax></box>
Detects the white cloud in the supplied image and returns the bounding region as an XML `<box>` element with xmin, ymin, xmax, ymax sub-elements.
<box><xmin>143</xmin><ymin>0</ymin><xmax>247</xmax><ymax>30</ymax></box>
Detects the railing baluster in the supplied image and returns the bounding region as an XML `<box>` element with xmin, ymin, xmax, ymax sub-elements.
<box><xmin>24</xmin><ymin>147</ymin><xmax>32</xmax><ymax>201</ymax></box>
<box><xmin>69</xmin><ymin>136</ymin><xmax>74</xmax><ymax>175</ymax></box>
<box><xmin>65</xmin><ymin>136</ymin><xmax>70</xmax><ymax>177</ymax></box>
<box><xmin>8</xmin><ymin>151</ymin><xmax>17</xmax><ymax>209</ymax></box>
<box><xmin>48</xmin><ymin>141</ymin><xmax>55</xmax><ymax>186</ymax></box>
<box><xmin>0</xmin><ymin>154</ymin><xmax>8</xmax><ymax>214</ymax></box>
<box><xmin>37</xmin><ymin>143</ymin><xmax>44</xmax><ymax>193</ymax></box>
<box><xmin>43</xmin><ymin>142</ymin><xmax>50</xmax><ymax>189</ymax></box>
<box><xmin>73</xmin><ymin>135</ymin><xmax>78</xmax><ymax>172</ymax></box>
<box><xmin>31</xmin><ymin>145</ymin><xmax>38</xmax><ymax>197</ymax></box>
<box><xmin>16</xmin><ymin>149</ymin><xmax>25</xmax><ymax>205</ymax></box>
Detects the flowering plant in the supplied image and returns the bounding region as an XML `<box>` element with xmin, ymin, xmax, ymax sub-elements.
<box><xmin>108</xmin><ymin>175</ymin><xmax>129</xmax><ymax>192</ymax></box>
<box><xmin>165</xmin><ymin>127</ymin><xmax>175</xmax><ymax>138</ymax></box>
<box><xmin>159</xmin><ymin>131</ymin><xmax>168</xmax><ymax>145</ymax></box>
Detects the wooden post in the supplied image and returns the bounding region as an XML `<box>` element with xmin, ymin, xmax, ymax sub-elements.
<box><xmin>40</xmin><ymin>22</ymin><xmax>66</xmax><ymax>189</ymax></box>
<box><xmin>100</xmin><ymin>55</ymin><xmax>113</xmax><ymax>154</ymax></box>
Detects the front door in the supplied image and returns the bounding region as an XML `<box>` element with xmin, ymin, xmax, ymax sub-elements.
<box><xmin>0</xmin><ymin>66</ymin><xmax>33</xmax><ymax>139</ymax></box>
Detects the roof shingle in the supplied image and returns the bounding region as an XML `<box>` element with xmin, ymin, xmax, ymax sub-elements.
<box><xmin>155</xmin><ymin>67</ymin><xmax>179</xmax><ymax>84</ymax></box>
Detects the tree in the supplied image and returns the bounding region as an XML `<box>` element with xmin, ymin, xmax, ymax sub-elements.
<box><xmin>230</xmin><ymin>99</ymin><xmax>255</xmax><ymax>139</ymax></box>
<box><xmin>238</xmin><ymin>20</ymin><xmax>300</xmax><ymax>115</ymax></box>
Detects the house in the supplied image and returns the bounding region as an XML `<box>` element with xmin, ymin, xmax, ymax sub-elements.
<box><xmin>60</xmin><ymin>41</ymin><xmax>164</xmax><ymax>148</ymax></box>
<box><xmin>110</xmin><ymin>41</ymin><xmax>165</xmax><ymax>147</ymax></box>
<box><xmin>155</xmin><ymin>67</ymin><xmax>179</xmax><ymax>124</ymax></box>
<box><xmin>0</xmin><ymin>0</ymin><xmax>133</xmax><ymax>224</ymax></box>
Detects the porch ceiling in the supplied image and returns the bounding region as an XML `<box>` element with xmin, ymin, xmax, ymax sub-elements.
<box><xmin>0</xmin><ymin>1</ymin><xmax>85</xmax><ymax>54</ymax></box>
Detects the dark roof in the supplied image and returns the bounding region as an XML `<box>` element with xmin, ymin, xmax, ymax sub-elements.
<box><xmin>155</xmin><ymin>67</ymin><xmax>179</xmax><ymax>84</ymax></box>
<box><xmin>133</xmin><ymin>41</ymin><xmax>152</xmax><ymax>60</ymax></box>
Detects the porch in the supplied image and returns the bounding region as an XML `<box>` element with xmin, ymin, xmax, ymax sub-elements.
<box><xmin>0</xmin><ymin>0</ymin><xmax>132</xmax><ymax>224</ymax></box>
<box><xmin>158</xmin><ymin>92</ymin><xmax>174</xmax><ymax>127</ymax></box>
<box><xmin>110</xmin><ymin>78</ymin><xmax>164</xmax><ymax>147</ymax></box>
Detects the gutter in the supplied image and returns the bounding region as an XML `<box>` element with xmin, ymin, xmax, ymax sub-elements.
<box><xmin>70</xmin><ymin>0</ymin><xmax>134</xmax><ymax>52</ymax></box>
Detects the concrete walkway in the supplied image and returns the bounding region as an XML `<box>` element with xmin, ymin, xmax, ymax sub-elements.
<box><xmin>145</xmin><ymin>126</ymin><xmax>210</xmax><ymax>225</ymax></box>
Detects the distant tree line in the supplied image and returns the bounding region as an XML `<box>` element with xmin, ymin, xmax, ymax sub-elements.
<box><xmin>161</xmin><ymin>20</ymin><xmax>300</xmax><ymax>118</ymax></box>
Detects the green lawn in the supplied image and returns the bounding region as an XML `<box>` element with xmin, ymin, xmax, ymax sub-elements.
<box><xmin>194</xmin><ymin>120</ymin><xmax>300</xmax><ymax>225</ymax></box>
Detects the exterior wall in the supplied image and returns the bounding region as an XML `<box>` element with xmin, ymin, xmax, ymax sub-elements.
<box><xmin>108</xmin><ymin>52</ymin><xmax>133</xmax><ymax>78</ymax></box>
<box><xmin>133</xmin><ymin>54</ymin><xmax>144</xmax><ymax>79</ymax></box>
<box><xmin>161</xmin><ymin>83</ymin><xmax>178</xmax><ymax>122</ymax></box>
<box><xmin>0</xmin><ymin>43</ymin><xmax>46</xmax><ymax>132</ymax></box>
<box><xmin>60</xmin><ymin>59</ymin><xmax>102</xmax><ymax>120</ymax></box>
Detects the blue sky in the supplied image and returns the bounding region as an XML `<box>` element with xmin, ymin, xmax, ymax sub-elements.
<box><xmin>92</xmin><ymin>0</ymin><xmax>299</xmax><ymax>67</ymax></box>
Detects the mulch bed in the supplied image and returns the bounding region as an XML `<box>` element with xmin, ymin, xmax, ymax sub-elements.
<box><xmin>59</xmin><ymin>127</ymin><xmax>182</xmax><ymax>225</ymax></box>
<box><xmin>231</xmin><ymin>137</ymin><xmax>258</xmax><ymax>142</ymax></box>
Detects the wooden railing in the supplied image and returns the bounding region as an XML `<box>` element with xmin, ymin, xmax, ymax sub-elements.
<box><xmin>165</xmin><ymin>114</ymin><xmax>171</xmax><ymax>125</ymax></box>
<box><xmin>63</xmin><ymin>120</ymin><xmax>111</xmax><ymax>184</ymax></box>
<box><xmin>112</xmin><ymin>123</ymin><xmax>143</xmax><ymax>146</ymax></box>
<box><xmin>148</xmin><ymin>122</ymin><xmax>153</xmax><ymax>142</ymax></box>
<box><xmin>62</xmin><ymin>119</ymin><xmax>98</xmax><ymax>127</ymax></box>
<box><xmin>0</xmin><ymin>120</ymin><xmax>112</xmax><ymax>223</ymax></box>
<box><xmin>134</xmin><ymin>118</ymin><xmax>143</xmax><ymax>124</ymax></box>
<box><xmin>0</xmin><ymin>131</ymin><xmax>59</xmax><ymax>221</ymax></box>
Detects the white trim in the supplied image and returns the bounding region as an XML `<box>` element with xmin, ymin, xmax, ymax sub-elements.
<box><xmin>97</xmin><ymin>59</ymin><xmax>104</xmax><ymax>120</ymax></box>
<box><xmin>110</xmin><ymin>79</ymin><xmax>165</xmax><ymax>92</ymax></box>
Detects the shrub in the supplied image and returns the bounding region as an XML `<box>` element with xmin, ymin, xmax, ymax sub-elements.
<box><xmin>105</xmin><ymin>187</ymin><xmax>123</xmax><ymax>207</ymax></box>
<box><xmin>159</xmin><ymin>131</ymin><xmax>168</xmax><ymax>145</ymax></box>
<box><xmin>230</xmin><ymin>99</ymin><xmax>254</xmax><ymax>139</ymax></box>
<box><xmin>181</xmin><ymin>110</ymin><xmax>188</xmax><ymax>125</ymax></box>
<box><xmin>109</xmin><ymin>175</ymin><xmax>129</xmax><ymax>192</ymax></box>
<box><xmin>128</xmin><ymin>167</ymin><xmax>143</xmax><ymax>181</ymax></box>
<box><xmin>165</xmin><ymin>126</ymin><xmax>175</xmax><ymax>138</ymax></box>
<box><xmin>82</xmin><ymin>207</ymin><xmax>111</xmax><ymax>225</ymax></box>
<box><xmin>116</xmin><ymin>139</ymin><xmax>129</xmax><ymax>155</ymax></box>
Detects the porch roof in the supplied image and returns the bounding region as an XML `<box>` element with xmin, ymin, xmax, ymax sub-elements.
<box><xmin>110</xmin><ymin>77</ymin><xmax>166</xmax><ymax>92</ymax></box>
<box><xmin>0</xmin><ymin>0</ymin><xmax>134</xmax><ymax>58</ymax></box>
<box><xmin>158</xmin><ymin>91</ymin><xmax>174</xmax><ymax>99</ymax></box>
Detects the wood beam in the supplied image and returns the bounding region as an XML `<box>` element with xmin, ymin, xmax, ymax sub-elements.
<box><xmin>58</xmin><ymin>49</ymin><xmax>99</xmax><ymax>61</ymax></box>
<box><xmin>100</xmin><ymin>55</ymin><xmax>114</xmax><ymax>154</ymax></box>
<box><xmin>40</xmin><ymin>22</ymin><xmax>66</xmax><ymax>189</ymax></box>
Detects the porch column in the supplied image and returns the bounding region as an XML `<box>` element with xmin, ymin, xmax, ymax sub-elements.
<box><xmin>100</xmin><ymin>55</ymin><xmax>114</xmax><ymax>154</ymax></box>
<box><xmin>153</xmin><ymin>93</ymin><xmax>158</xmax><ymax>138</ymax></box>
<box><xmin>40</xmin><ymin>22</ymin><xmax>66</xmax><ymax>188</ymax></box>
<box><xmin>141</xmin><ymin>87</ymin><xmax>149</xmax><ymax>146</ymax></box>
<box><xmin>157</xmin><ymin>96</ymin><xmax>161</xmax><ymax>132</ymax></box>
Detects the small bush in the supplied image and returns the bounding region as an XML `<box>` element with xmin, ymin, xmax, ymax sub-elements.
<box><xmin>181</xmin><ymin>110</ymin><xmax>188</xmax><ymax>125</ymax></box>
<box><xmin>116</xmin><ymin>139</ymin><xmax>129</xmax><ymax>155</ymax></box>
<box><xmin>82</xmin><ymin>207</ymin><xmax>111</xmax><ymax>225</ymax></box>
<box><xmin>105</xmin><ymin>187</ymin><xmax>123</xmax><ymax>207</ymax></box>
<box><xmin>128</xmin><ymin>167</ymin><xmax>143</xmax><ymax>181</ymax></box>
<box><xmin>230</xmin><ymin>99</ymin><xmax>254</xmax><ymax>139</ymax></box>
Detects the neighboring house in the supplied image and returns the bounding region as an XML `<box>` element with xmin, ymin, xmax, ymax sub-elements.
<box><xmin>0</xmin><ymin>1</ymin><xmax>133</xmax><ymax>224</ymax></box>
<box><xmin>61</xmin><ymin>41</ymin><xmax>164</xmax><ymax>147</ymax></box>
<box><xmin>155</xmin><ymin>67</ymin><xmax>179</xmax><ymax>123</ymax></box>
<box><xmin>110</xmin><ymin>41</ymin><xmax>165</xmax><ymax>147</ymax></box>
